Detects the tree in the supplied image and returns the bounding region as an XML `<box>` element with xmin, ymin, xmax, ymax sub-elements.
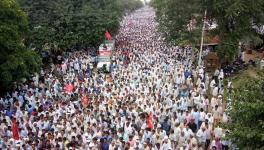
<box><xmin>208</xmin><ymin>0</ymin><xmax>264</xmax><ymax>60</ymax></box>
<box><xmin>16</xmin><ymin>0</ymin><xmax>143</xmax><ymax>53</ymax></box>
<box><xmin>225</xmin><ymin>72</ymin><xmax>264</xmax><ymax>149</ymax></box>
<box><xmin>151</xmin><ymin>0</ymin><xmax>264</xmax><ymax>61</ymax></box>
<box><xmin>151</xmin><ymin>0</ymin><xmax>203</xmax><ymax>46</ymax></box>
<box><xmin>0</xmin><ymin>0</ymin><xmax>41</xmax><ymax>90</ymax></box>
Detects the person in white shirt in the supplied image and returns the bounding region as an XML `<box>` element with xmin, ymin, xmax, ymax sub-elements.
<box><xmin>198</xmin><ymin>108</ymin><xmax>206</xmax><ymax>129</ymax></box>
<box><xmin>204</xmin><ymin>114</ymin><xmax>214</xmax><ymax>131</ymax></box>
<box><xmin>183</xmin><ymin>126</ymin><xmax>194</xmax><ymax>140</ymax></box>
<box><xmin>160</xmin><ymin>136</ymin><xmax>172</xmax><ymax>150</ymax></box>
<box><xmin>210</xmin><ymin>79</ymin><xmax>216</xmax><ymax>93</ymax></box>
<box><xmin>196</xmin><ymin>127</ymin><xmax>207</xmax><ymax>149</ymax></box>
<box><xmin>219</xmin><ymin>69</ymin><xmax>224</xmax><ymax>80</ymax></box>
<box><xmin>212</xmin><ymin>85</ymin><xmax>219</xmax><ymax>97</ymax></box>
<box><xmin>214</xmin><ymin>126</ymin><xmax>223</xmax><ymax>139</ymax></box>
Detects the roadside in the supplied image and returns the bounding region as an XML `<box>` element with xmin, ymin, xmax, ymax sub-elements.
<box><xmin>229</xmin><ymin>67</ymin><xmax>259</xmax><ymax>88</ymax></box>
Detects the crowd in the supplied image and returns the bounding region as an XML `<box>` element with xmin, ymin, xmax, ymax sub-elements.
<box><xmin>0</xmin><ymin>6</ymin><xmax>231</xmax><ymax>150</ymax></box>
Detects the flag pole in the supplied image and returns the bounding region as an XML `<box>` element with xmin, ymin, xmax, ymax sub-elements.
<box><xmin>198</xmin><ymin>9</ymin><xmax>207</xmax><ymax>68</ymax></box>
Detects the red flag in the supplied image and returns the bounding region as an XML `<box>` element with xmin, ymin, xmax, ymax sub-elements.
<box><xmin>81</xmin><ymin>95</ymin><xmax>89</xmax><ymax>107</ymax></box>
<box><xmin>147</xmin><ymin>112</ymin><xmax>153</xmax><ymax>129</ymax></box>
<box><xmin>105</xmin><ymin>31</ymin><xmax>112</xmax><ymax>40</ymax></box>
<box><xmin>12</xmin><ymin>118</ymin><xmax>19</xmax><ymax>140</ymax></box>
<box><xmin>64</xmin><ymin>83</ymin><xmax>74</xmax><ymax>94</ymax></box>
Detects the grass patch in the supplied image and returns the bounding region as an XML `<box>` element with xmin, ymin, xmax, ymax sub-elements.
<box><xmin>223</xmin><ymin>66</ymin><xmax>263</xmax><ymax>103</ymax></box>
<box><xmin>229</xmin><ymin>67</ymin><xmax>259</xmax><ymax>88</ymax></box>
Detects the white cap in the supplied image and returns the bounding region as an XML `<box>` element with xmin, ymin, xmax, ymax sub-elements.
<box><xmin>163</xmin><ymin>136</ymin><xmax>168</xmax><ymax>140</ymax></box>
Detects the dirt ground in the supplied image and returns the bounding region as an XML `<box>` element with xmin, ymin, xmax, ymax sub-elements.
<box><xmin>244</xmin><ymin>50</ymin><xmax>263</xmax><ymax>63</ymax></box>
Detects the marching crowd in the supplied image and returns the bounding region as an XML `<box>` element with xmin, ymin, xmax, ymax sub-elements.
<box><xmin>0</xmin><ymin>6</ymin><xmax>231</xmax><ymax>150</ymax></box>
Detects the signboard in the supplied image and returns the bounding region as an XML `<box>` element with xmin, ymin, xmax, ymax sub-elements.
<box><xmin>99</xmin><ymin>40</ymin><xmax>115</xmax><ymax>51</ymax></box>
<box><xmin>97</xmin><ymin>57</ymin><xmax>111</xmax><ymax>62</ymax></box>
<box><xmin>99</xmin><ymin>51</ymin><xmax>112</xmax><ymax>56</ymax></box>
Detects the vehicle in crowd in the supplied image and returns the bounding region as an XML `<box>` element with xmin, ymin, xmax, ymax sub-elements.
<box><xmin>96</xmin><ymin>40</ymin><xmax>115</xmax><ymax>73</ymax></box>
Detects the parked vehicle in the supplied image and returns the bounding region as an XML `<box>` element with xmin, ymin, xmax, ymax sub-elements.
<box><xmin>96</xmin><ymin>40</ymin><xmax>115</xmax><ymax>73</ymax></box>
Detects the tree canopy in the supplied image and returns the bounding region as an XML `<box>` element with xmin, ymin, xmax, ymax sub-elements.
<box><xmin>225</xmin><ymin>71</ymin><xmax>264</xmax><ymax>149</ymax></box>
<box><xmin>0</xmin><ymin>0</ymin><xmax>143</xmax><ymax>91</ymax></box>
<box><xmin>0</xmin><ymin>0</ymin><xmax>41</xmax><ymax>90</ymax></box>
<box><xmin>151</xmin><ymin>0</ymin><xmax>202</xmax><ymax>45</ymax></box>
<box><xmin>151</xmin><ymin>0</ymin><xmax>264</xmax><ymax>61</ymax></box>
<box><xmin>16</xmin><ymin>0</ymin><xmax>143</xmax><ymax>53</ymax></box>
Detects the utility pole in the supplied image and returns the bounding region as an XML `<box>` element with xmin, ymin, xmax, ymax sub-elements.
<box><xmin>198</xmin><ymin>10</ymin><xmax>207</xmax><ymax>68</ymax></box>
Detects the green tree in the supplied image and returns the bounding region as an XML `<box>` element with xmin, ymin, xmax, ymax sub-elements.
<box><xmin>0</xmin><ymin>0</ymin><xmax>41</xmax><ymax>90</ymax></box>
<box><xmin>225</xmin><ymin>72</ymin><xmax>264</xmax><ymax>149</ymax></box>
<box><xmin>151</xmin><ymin>0</ymin><xmax>203</xmax><ymax>46</ymax></box>
<box><xmin>208</xmin><ymin>0</ymin><xmax>264</xmax><ymax>60</ymax></box>
<box><xmin>151</xmin><ymin>0</ymin><xmax>264</xmax><ymax>61</ymax></box>
<box><xmin>17</xmin><ymin>0</ymin><xmax>143</xmax><ymax>53</ymax></box>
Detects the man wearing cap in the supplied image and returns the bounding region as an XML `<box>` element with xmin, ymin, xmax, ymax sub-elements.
<box><xmin>196</xmin><ymin>127</ymin><xmax>207</xmax><ymax>149</ymax></box>
<box><xmin>160</xmin><ymin>135</ymin><xmax>172</xmax><ymax>150</ymax></box>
